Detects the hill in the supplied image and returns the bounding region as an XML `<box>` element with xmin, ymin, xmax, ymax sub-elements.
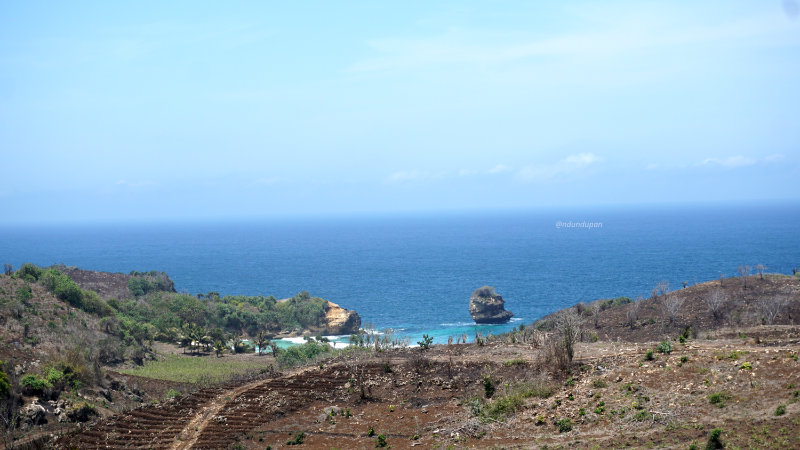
<box><xmin>44</xmin><ymin>272</ymin><xmax>800</xmax><ymax>449</ymax></box>
<box><xmin>0</xmin><ymin>263</ymin><xmax>361</xmax><ymax>447</ymax></box>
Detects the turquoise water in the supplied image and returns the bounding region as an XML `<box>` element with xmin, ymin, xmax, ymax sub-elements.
<box><xmin>2</xmin><ymin>202</ymin><xmax>798</xmax><ymax>344</ymax></box>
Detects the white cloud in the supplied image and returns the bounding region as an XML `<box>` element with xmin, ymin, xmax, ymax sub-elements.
<box><xmin>349</xmin><ymin>9</ymin><xmax>798</xmax><ymax>73</ymax></box>
<box><xmin>488</xmin><ymin>164</ymin><xmax>512</xmax><ymax>174</ymax></box>
<box><xmin>764</xmin><ymin>154</ymin><xmax>785</xmax><ymax>163</ymax></box>
<box><xmin>516</xmin><ymin>153</ymin><xmax>602</xmax><ymax>182</ymax></box>
<box><xmin>696</xmin><ymin>154</ymin><xmax>786</xmax><ymax>168</ymax></box>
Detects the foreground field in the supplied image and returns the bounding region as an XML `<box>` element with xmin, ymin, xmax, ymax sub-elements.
<box><xmin>56</xmin><ymin>325</ymin><xmax>800</xmax><ymax>449</ymax></box>
<box><xmin>118</xmin><ymin>354</ymin><xmax>274</xmax><ymax>385</ymax></box>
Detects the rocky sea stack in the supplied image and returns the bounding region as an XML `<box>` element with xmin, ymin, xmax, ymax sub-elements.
<box><xmin>469</xmin><ymin>286</ymin><xmax>514</xmax><ymax>324</ymax></box>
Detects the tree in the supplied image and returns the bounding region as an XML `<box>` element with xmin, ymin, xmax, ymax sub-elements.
<box><xmin>626</xmin><ymin>299</ymin><xmax>641</xmax><ymax>329</ymax></box>
<box><xmin>2</xmin><ymin>264</ymin><xmax>12</xmax><ymax>276</ymax></box>
<box><xmin>755</xmin><ymin>264</ymin><xmax>766</xmax><ymax>280</ymax></box>
<box><xmin>737</xmin><ymin>265</ymin><xmax>751</xmax><ymax>289</ymax></box>
<box><xmin>213</xmin><ymin>340</ymin><xmax>225</xmax><ymax>358</ymax></box>
<box><xmin>759</xmin><ymin>295</ymin><xmax>788</xmax><ymax>325</ymax></box>
<box><xmin>254</xmin><ymin>330</ymin><xmax>270</xmax><ymax>356</ymax></box>
<box><xmin>704</xmin><ymin>289</ymin><xmax>727</xmax><ymax>323</ymax></box>
<box><xmin>655</xmin><ymin>280</ymin><xmax>670</xmax><ymax>297</ymax></box>
<box><xmin>662</xmin><ymin>295</ymin><xmax>685</xmax><ymax>327</ymax></box>
<box><xmin>591</xmin><ymin>303</ymin><xmax>601</xmax><ymax>328</ymax></box>
<box><xmin>554</xmin><ymin>308</ymin><xmax>583</xmax><ymax>364</ymax></box>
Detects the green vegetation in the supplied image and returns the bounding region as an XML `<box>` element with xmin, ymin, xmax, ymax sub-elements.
<box><xmin>592</xmin><ymin>379</ymin><xmax>607</xmax><ymax>389</ymax></box>
<box><xmin>470</xmin><ymin>380</ymin><xmax>554</xmax><ymax>422</ymax></box>
<box><xmin>276</xmin><ymin>340</ymin><xmax>333</xmax><ymax>368</ymax></box>
<box><xmin>118</xmin><ymin>355</ymin><xmax>270</xmax><ymax>384</ymax></box>
<box><xmin>375</xmin><ymin>434</ymin><xmax>388</xmax><ymax>447</ymax></box>
<box><xmin>504</xmin><ymin>358</ymin><xmax>526</xmax><ymax>366</ymax></box>
<box><xmin>0</xmin><ymin>361</ymin><xmax>10</xmax><ymax>396</ymax></box>
<box><xmin>15</xmin><ymin>265</ymin><xmax>114</xmax><ymax>316</ymax></box>
<box><xmin>706</xmin><ymin>428</ymin><xmax>724</xmax><ymax>449</ymax></box>
<box><xmin>286</xmin><ymin>431</ymin><xmax>305</xmax><ymax>445</ymax></box>
<box><xmin>774</xmin><ymin>404</ymin><xmax>786</xmax><ymax>416</ymax></box>
<box><xmin>708</xmin><ymin>391</ymin><xmax>732</xmax><ymax>408</ymax></box>
<box><xmin>557</xmin><ymin>418</ymin><xmax>573</xmax><ymax>433</ymax></box>
<box><xmin>483</xmin><ymin>375</ymin><xmax>495</xmax><ymax>398</ymax></box>
<box><xmin>644</xmin><ymin>349</ymin><xmax>654</xmax><ymax>361</ymax></box>
<box><xmin>657</xmin><ymin>340</ymin><xmax>672</xmax><ymax>354</ymax></box>
<box><xmin>417</xmin><ymin>334</ymin><xmax>434</xmax><ymax>350</ymax></box>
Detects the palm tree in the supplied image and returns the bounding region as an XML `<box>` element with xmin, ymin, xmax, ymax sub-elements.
<box><xmin>254</xmin><ymin>330</ymin><xmax>269</xmax><ymax>356</ymax></box>
<box><xmin>213</xmin><ymin>340</ymin><xmax>225</xmax><ymax>358</ymax></box>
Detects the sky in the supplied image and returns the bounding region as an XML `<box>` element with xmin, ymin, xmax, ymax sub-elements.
<box><xmin>1</xmin><ymin>1</ymin><xmax>799</xmax><ymax>224</ymax></box>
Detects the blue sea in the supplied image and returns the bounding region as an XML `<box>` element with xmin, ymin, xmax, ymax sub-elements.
<box><xmin>2</xmin><ymin>202</ymin><xmax>798</xmax><ymax>344</ymax></box>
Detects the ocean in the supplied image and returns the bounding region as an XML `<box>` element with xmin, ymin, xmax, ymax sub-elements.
<box><xmin>1</xmin><ymin>202</ymin><xmax>798</xmax><ymax>344</ymax></box>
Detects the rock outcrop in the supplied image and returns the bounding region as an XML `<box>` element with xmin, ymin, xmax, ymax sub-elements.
<box><xmin>323</xmin><ymin>301</ymin><xmax>361</xmax><ymax>335</ymax></box>
<box><xmin>469</xmin><ymin>286</ymin><xmax>513</xmax><ymax>324</ymax></box>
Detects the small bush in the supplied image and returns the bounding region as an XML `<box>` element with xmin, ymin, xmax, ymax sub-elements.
<box><xmin>708</xmin><ymin>391</ymin><xmax>731</xmax><ymax>408</ymax></box>
<box><xmin>706</xmin><ymin>428</ymin><xmax>724</xmax><ymax>449</ymax></box>
<box><xmin>286</xmin><ymin>431</ymin><xmax>305</xmax><ymax>445</ymax></box>
<box><xmin>483</xmin><ymin>375</ymin><xmax>495</xmax><ymax>399</ymax></box>
<box><xmin>644</xmin><ymin>349</ymin><xmax>654</xmax><ymax>361</ymax></box>
<box><xmin>417</xmin><ymin>334</ymin><xmax>434</xmax><ymax>350</ymax></box>
<box><xmin>375</xmin><ymin>434</ymin><xmax>388</xmax><ymax>448</ymax></box>
<box><xmin>739</xmin><ymin>361</ymin><xmax>752</xmax><ymax>370</ymax></box>
<box><xmin>774</xmin><ymin>404</ymin><xmax>786</xmax><ymax>416</ymax></box>
<box><xmin>504</xmin><ymin>358</ymin><xmax>525</xmax><ymax>366</ymax></box>
<box><xmin>556</xmin><ymin>418</ymin><xmax>573</xmax><ymax>433</ymax></box>
<box><xmin>21</xmin><ymin>374</ymin><xmax>52</xmax><ymax>394</ymax></box>
<box><xmin>632</xmin><ymin>410</ymin><xmax>650</xmax><ymax>422</ymax></box>
<box><xmin>367</xmin><ymin>426</ymin><xmax>375</xmax><ymax>437</ymax></box>
<box><xmin>0</xmin><ymin>362</ymin><xmax>10</xmax><ymax>396</ymax></box>
<box><xmin>657</xmin><ymin>340</ymin><xmax>672</xmax><ymax>354</ymax></box>
<box><xmin>592</xmin><ymin>379</ymin><xmax>607</xmax><ymax>389</ymax></box>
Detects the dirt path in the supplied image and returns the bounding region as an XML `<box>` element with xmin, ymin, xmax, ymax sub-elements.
<box><xmin>169</xmin><ymin>366</ymin><xmax>316</xmax><ymax>449</ymax></box>
<box><xmin>169</xmin><ymin>377</ymin><xmax>268</xmax><ymax>450</ymax></box>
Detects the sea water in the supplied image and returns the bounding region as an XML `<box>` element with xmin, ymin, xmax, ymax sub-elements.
<box><xmin>1</xmin><ymin>202</ymin><xmax>798</xmax><ymax>344</ymax></box>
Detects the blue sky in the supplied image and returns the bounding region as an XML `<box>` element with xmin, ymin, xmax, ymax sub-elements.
<box><xmin>1</xmin><ymin>1</ymin><xmax>799</xmax><ymax>224</ymax></box>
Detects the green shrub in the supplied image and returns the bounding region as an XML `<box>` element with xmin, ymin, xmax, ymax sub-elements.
<box><xmin>0</xmin><ymin>362</ymin><xmax>10</xmax><ymax>396</ymax></box>
<box><xmin>592</xmin><ymin>379</ymin><xmax>607</xmax><ymax>389</ymax></box>
<box><xmin>417</xmin><ymin>334</ymin><xmax>434</xmax><ymax>350</ymax></box>
<box><xmin>632</xmin><ymin>410</ymin><xmax>649</xmax><ymax>421</ymax></box>
<box><xmin>375</xmin><ymin>434</ymin><xmax>387</xmax><ymax>448</ymax></box>
<box><xmin>17</xmin><ymin>263</ymin><xmax>43</xmax><ymax>282</ymax></box>
<box><xmin>644</xmin><ymin>349</ymin><xmax>654</xmax><ymax>361</ymax></box>
<box><xmin>286</xmin><ymin>431</ymin><xmax>305</xmax><ymax>445</ymax></box>
<box><xmin>504</xmin><ymin>358</ymin><xmax>525</xmax><ymax>366</ymax></box>
<box><xmin>739</xmin><ymin>361</ymin><xmax>752</xmax><ymax>370</ymax></box>
<box><xmin>708</xmin><ymin>391</ymin><xmax>731</xmax><ymax>408</ymax></box>
<box><xmin>367</xmin><ymin>426</ymin><xmax>375</xmax><ymax>436</ymax></box>
<box><xmin>165</xmin><ymin>389</ymin><xmax>181</xmax><ymax>399</ymax></box>
<box><xmin>277</xmin><ymin>341</ymin><xmax>332</xmax><ymax>368</ymax></box>
<box><xmin>483</xmin><ymin>375</ymin><xmax>495</xmax><ymax>399</ymax></box>
<box><xmin>774</xmin><ymin>404</ymin><xmax>786</xmax><ymax>416</ymax></box>
<box><xmin>706</xmin><ymin>428</ymin><xmax>724</xmax><ymax>449</ymax></box>
<box><xmin>657</xmin><ymin>340</ymin><xmax>672</xmax><ymax>354</ymax></box>
<box><xmin>21</xmin><ymin>374</ymin><xmax>52</xmax><ymax>394</ymax></box>
<box><xmin>556</xmin><ymin>418</ymin><xmax>573</xmax><ymax>433</ymax></box>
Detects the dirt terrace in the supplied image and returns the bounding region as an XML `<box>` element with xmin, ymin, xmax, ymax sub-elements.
<box><xmin>56</xmin><ymin>326</ymin><xmax>800</xmax><ymax>449</ymax></box>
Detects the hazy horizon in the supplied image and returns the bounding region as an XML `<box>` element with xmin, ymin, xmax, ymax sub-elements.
<box><xmin>2</xmin><ymin>1</ymin><xmax>799</xmax><ymax>225</ymax></box>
